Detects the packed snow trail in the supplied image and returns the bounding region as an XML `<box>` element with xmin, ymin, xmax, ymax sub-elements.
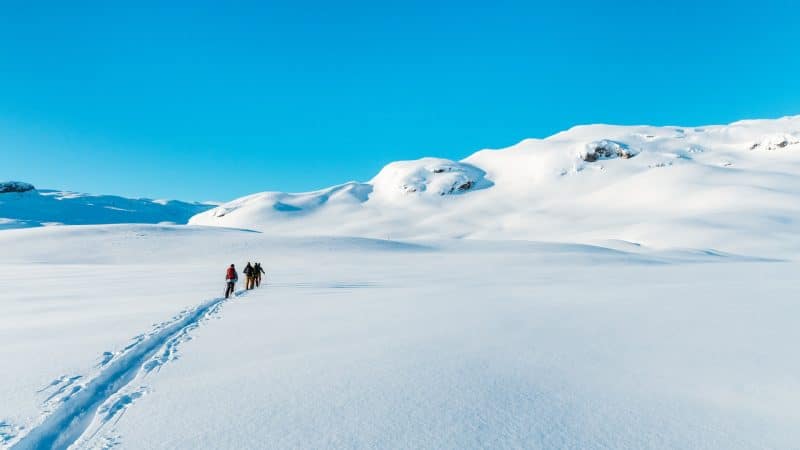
<box><xmin>10</xmin><ymin>291</ymin><xmax>242</xmax><ymax>450</ymax></box>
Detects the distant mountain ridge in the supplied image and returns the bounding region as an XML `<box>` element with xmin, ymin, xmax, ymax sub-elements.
<box><xmin>189</xmin><ymin>115</ymin><xmax>800</xmax><ymax>255</ymax></box>
<box><xmin>3</xmin><ymin>116</ymin><xmax>800</xmax><ymax>255</ymax></box>
<box><xmin>0</xmin><ymin>185</ymin><xmax>214</xmax><ymax>229</ymax></box>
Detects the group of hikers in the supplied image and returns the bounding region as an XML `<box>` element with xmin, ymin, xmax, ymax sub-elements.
<box><xmin>224</xmin><ymin>262</ymin><xmax>265</xmax><ymax>298</ymax></box>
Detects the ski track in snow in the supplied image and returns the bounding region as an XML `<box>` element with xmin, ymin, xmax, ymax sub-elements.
<box><xmin>7</xmin><ymin>290</ymin><xmax>245</xmax><ymax>450</ymax></box>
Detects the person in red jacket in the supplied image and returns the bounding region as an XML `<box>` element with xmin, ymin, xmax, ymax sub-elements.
<box><xmin>225</xmin><ymin>264</ymin><xmax>238</xmax><ymax>298</ymax></box>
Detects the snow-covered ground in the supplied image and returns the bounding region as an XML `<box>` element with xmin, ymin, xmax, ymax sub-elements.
<box><xmin>1</xmin><ymin>224</ymin><xmax>798</xmax><ymax>449</ymax></box>
<box><xmin>3</xmin><ymin>117</ymin><xmax>800</xmax><ymax>448</ymax></box>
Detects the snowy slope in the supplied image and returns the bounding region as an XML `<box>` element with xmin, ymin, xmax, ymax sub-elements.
<box><xmin>0</xmin><ymin>184</ymin><xmax>214</xmax><ymax>229</ymax></box>
<box><xmin>191</xmin><ymin>116</ymin><xmax>800</xmax><ymax>256</ymax></box>
<box><xmin>0</xmin><ymin>225</ymin><xmax>798</xmax><ymax>449</ymax></box>
<box><xmin>3</xmin><ymin>116</ymin><xmax>800</xmax><ymax>449</ymax></box>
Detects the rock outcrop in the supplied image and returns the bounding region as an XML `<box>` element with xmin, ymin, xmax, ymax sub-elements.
<box><xmin>0</xmin><ymin>181</ymin><xmax>35</xmax><ymax>193</ymax></box>
<box><xmin>581</xmin><ymin>140</ymin><xmax>637</xmax><ymax>162</ymax></box>
<box><xmin>749</xmin><ymin>134</ymin><xmax>800</xmax><ymax>151</ymax></box>
<box><xmin>372</xmin><ymin>158</ymin><xmax>492</xmax><ymax>199</ymax></box>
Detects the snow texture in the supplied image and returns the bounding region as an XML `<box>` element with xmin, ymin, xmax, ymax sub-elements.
<box><xmin>2</xmin><ymin>116</ymin><xmax>800</xmax><ymax>449</ymax></box>
<box><xmin>188</xmin><ymin>116</ymin><xmax>800</xmax><ymax>257</ymax></box>
<box><xmin>0</xmin><ymin>224</ymin><xmax>798</xmax><ymax>449</ymax></box>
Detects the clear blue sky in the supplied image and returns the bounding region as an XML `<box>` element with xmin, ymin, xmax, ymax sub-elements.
<box><xmin>2</xmin><ymin>0</ymin><xmax>798</xmax><ymax>201</ymax></box>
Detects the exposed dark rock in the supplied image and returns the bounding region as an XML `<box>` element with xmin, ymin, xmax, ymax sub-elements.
<box><xmin>440</xmin><ymin>180</ymin><xmax>476</xmax><ymax>195</ymax></box>
<box><xmin>0</xmin><ymin>181</ymin><xmax>35</xmax><ymax>193</ymax></box>
<box><xmin>750</xmin><ymin>135</ymin><xmax>799</xmax><ymax>151</ymax></box>
<box><xmin>582</xmin><ymin>140</ymin><xmax>637</xmax><ymax>162</ymax></box>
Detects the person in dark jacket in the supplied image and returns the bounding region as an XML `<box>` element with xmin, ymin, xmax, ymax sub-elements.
<box><xmin>254</xmin><ymin>262</ymin><xmax>265</xmax><ymax>287</ymax></box>
<box><xmin>243</xmin><ymin>262</ymin><xmax>254</xmax><ymax>290</ymax></box>
<box><xmin>225</xmin><ymin>264</ymin><xmax>238</xmax><ymax>298</ymax></box>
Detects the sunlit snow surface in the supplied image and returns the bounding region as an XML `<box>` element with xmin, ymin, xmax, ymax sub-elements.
<box><xmin>2</xmin><ymin>117</ymin><xmax>800</xmax><ymax>449</ymax></box>
<box><xmin>192</xmin><ymin>116</ymin><xmax>800</xmax><ymax>257</ymax></box>
<box><xmin>0</xmin><ymin>225</ymin><xmax>797</xmax><ymax>449</ymax></box>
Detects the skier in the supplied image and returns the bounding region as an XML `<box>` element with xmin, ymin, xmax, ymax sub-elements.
<box><xmin>243</xmin><ymin>262</ymin><xmax>254</xmax><ymax>290</ymax></box>
<box><xmin>225</xmin><ymin>264</ymin><xmax>238</xmax><ymax>298</ymax></box>
<box><xmin>254</xmin><ymin>262</ymin><xmax>265</xmax><ymax>287</ymax></box>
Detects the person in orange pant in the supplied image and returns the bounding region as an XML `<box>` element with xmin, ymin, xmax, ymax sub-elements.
<box><xmin>243</xmin><ymin>262</ymin><xmax>254</xmax><ymax>290</ymax></box>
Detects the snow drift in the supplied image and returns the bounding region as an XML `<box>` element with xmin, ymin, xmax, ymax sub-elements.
<box><xmin>190</xmin><ymin>116</ymin><xmax>800</xmax><ymax>255</ymax></box>
<box><xmin>369</xmin><ymin>158</ymin><xmax>492</xmax><ymax>199</ymax></box>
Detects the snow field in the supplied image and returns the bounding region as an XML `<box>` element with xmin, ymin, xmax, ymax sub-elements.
<box><xmin>0</xmin><ymin>225</ymin><xmax>798</xmax><ymax>448</ymax></box>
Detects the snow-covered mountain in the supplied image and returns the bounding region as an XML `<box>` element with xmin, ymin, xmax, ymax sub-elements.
<box><xmin>191</xmin><ymin>116</ymin><xmax>800</xmax><ymax>255</ymax></box>
<box><xmin>4</xmin><ymin>118</ymin><xmax>800</xmax><ymax>449</ymax></box>
<box><xmin>0</xmin><ymin>183</ymin><xmax>214</xmax><ymax>229</ymax></box>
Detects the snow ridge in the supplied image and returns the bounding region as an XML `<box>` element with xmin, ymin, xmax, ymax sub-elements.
<box><xmin>189</xmin><ymin>116</ymin><xmax>800</xmax><ymax>255</ymax></box>
<box><xmin>9</xmin><ymin>291</ymin><xmax>240</xmax><ymax>450</ymax></box>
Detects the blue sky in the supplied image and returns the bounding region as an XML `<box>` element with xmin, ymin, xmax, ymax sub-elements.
<box><xmin>1</xmin><ymin>0</ymin><xmax>798</xmax><ymax>201</ymax></box>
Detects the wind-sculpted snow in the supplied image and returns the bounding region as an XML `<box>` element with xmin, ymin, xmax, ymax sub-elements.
<box><xmin>8</xmin><ymin>292</ymin><xmax>237</xmax><ymax>450</ymax></box>
<box><xmin>369</xmin><ymin>157</ymin><xmax>492</xmax><ymax>198</ymax></box>
<box><xmin>4</xmin><ymin>117</ymin><xmax>800</xmax><ymax>254</ymax></box>
<box><xmin>190</xmin><ymin>116</ymin><xmax>800</xmax><ymax>256</ymax></box>
<box><xmin>0</xmin><ymin>188</ymin><xmax>213</xmax><ymax>229</ymax></box>
<box><xmin>203</xmin><ymin>182</ymin><xmax>371</xmax><ymax>219</ymax></box>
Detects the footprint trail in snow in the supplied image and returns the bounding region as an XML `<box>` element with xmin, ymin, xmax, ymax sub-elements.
<box><xmin>8</xmin><ymin>290</ymin><xmax>244</xmax><ymax>450</ymax></box>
